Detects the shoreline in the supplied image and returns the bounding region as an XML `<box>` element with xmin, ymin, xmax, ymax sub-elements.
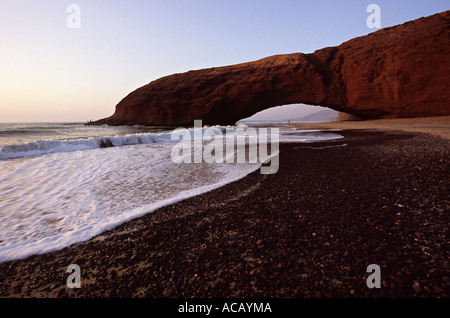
<box><xmin>0</xmin><ymin>126</ymin><xmax>448</xmax><ymax>298</ymax></box>
<box><xmin>286</xmin><ymin>116</ymin><xmax>450</xmax><ymax>140</ymax></box>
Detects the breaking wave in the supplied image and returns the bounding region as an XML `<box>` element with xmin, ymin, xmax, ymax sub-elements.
<box><xmin>0</xmin><ymin>124</ymin><xmax>250</xmax><ymax>160</ymax></box>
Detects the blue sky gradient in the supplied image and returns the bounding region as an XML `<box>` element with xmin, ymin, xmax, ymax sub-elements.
<box><xmin>0</xmin><ymin>1</ymin><xmax>448</xmax><ymax>122</ymax></box>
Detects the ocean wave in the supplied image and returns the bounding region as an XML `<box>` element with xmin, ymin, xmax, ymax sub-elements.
<box><xmin>0</xmin><ymin>133</ymin><xmax>173</xmax><ymax>160</ymax></box>
<box><xmin>0</xmin><ymin>125</ymin><xmax>251</xmax><ymax>160</ymax></box>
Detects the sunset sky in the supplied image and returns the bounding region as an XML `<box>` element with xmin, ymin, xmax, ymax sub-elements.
<box><xmin>0</xmin><ymin>0</ymin><xmax>448</xmax><ymax>122</ymax></box>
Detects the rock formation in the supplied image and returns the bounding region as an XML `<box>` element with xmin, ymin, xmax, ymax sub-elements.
<box><xmin>90</xmin><ymin>11</ymin><xmax>450</xmax><ymax>126</ymax></box>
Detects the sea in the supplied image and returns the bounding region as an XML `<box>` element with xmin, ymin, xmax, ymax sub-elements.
<box><xmin>0</xmin><ymin>121</ymin><xmax>344</xmax><ymax>263</ymax></box>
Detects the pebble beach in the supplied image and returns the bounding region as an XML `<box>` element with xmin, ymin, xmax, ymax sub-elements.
<box><xmin>0</xmin><ymin>124</ymin><xmax>448</xmax><ymax>298</ymax></box>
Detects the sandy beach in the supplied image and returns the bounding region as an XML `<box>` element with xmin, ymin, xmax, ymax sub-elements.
<box><xmin>290</xmin><ymin>116</ymin><xmax>450</xmax><ymax>140</ymax></box>
<box><xmin>0</xmin><ymin>118</ymin><xmax>448</xmax><ymax>298</ymax></box>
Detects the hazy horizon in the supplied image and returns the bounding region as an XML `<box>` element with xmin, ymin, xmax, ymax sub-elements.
<box><xmin>1</xmin><ymin>1</ymin><xmax>448</xmax><ymax>123</ymax></box>
<box><xmin>0</xmin><ymin>104</ymin><xmax>337</xmax><ymax>123</ymax></box>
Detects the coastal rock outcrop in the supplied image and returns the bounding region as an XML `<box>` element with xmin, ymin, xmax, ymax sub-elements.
<box><xmin>91</xmin><ymin>11</ymin><xmax>450</xmax><ymax>126</ymax></box>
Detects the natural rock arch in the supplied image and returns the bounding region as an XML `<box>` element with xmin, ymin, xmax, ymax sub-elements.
<box><xmin>89</xmin><ymin>11</ymin><xmax>450</xmax><ymax>126</ymax></box>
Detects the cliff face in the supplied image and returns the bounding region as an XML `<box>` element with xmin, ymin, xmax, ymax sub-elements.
<box><xmin>91</xmin><ymin>11</ymin><xmax>450</xmax><ymax>126</ymax></box>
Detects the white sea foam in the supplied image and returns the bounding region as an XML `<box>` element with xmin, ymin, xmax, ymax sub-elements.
<box><xmin>277</xmin><ymin>127</ymin><xmax>344</xmax><ymax>143</ymax></box>
<box><xmin>0</xmin><ymin>132</ymin><xmax>171</xmax><ymax>160</ymax></box>
<box><xmin>0</xmin><ymin>143</ymin><xmax>262</xmax><ymax>263</ymax></box>
<box><xmin>0</xmin><ymin>123</ymin><xmax>344</xmax><ymax>263</ymax></box>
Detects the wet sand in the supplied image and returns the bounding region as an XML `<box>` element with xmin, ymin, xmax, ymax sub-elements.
<box><xmin>0</xmin><ymin>124</ymin><xmax>448</xmax><ymax>298</ymax></box>
<box><xmin>288</xmin><ymin>116</ymin><xmax>450</xmax><ymax>140</ymax></box>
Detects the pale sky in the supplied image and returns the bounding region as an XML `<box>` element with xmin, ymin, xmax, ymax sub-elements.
<box><xmin>0</xmin><ymin>1</ymin><xmax>448</xmax><ymax>123</ymax></box>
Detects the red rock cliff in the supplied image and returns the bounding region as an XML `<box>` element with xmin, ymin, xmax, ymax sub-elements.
<box><xmin>91</xmin><ymin>11</ymin><xmax>450</xmax><ymax>126</ymax></box>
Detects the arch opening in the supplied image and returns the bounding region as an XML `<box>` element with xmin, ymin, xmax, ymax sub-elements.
<box><xmin>237</xmin><ymin>104</ymin><xmax>342</xmax><ymax>124</ymax></box>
